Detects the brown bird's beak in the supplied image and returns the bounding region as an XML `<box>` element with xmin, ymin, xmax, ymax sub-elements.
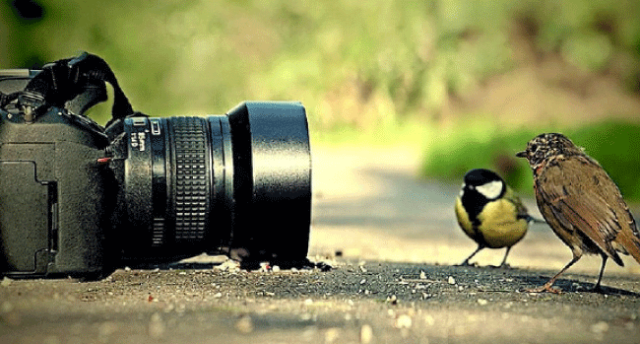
<box><xmin>515</xmin><ymin>151</ymin><xmax>527</xmax><ymax>158</ymax></box>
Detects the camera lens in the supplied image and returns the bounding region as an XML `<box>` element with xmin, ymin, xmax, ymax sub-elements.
<box><xmin>118</xmin><ymin>102</ymin><xmax>311</xmax><ymax>263</ymax></box>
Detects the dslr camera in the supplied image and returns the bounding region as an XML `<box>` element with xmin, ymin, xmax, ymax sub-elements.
<box><xmin>0</xmin><ymin>53</ymin><xmax>312</xmax><ymax>278</ymax></box>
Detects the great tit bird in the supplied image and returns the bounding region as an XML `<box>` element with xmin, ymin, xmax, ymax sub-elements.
<box><xmin>517</xmin><ymin>133</ymin><xmax>640</xmax><ymax>293</ymax></box>
<box><xmin>455</xmin><ymin>168</ymin><xmax>535</xmax><ymax>267</ymax></box>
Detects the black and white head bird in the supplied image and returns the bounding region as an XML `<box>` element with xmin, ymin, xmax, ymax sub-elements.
<box><xmin>454</xmin><ymin>168</ymin><xmax>539</xmax><ymax>267</ymax></box>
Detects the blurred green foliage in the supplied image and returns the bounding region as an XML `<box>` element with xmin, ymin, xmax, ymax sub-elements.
<box><xmin>422</xmin><ymin>121</ymin><xmax>640</xmax><ymax>201</ymax></box>
<box><xmin>3</xmin><ymin>0</ymin><xmax>640</xmax><ymax>198</ymax></box>
<box><xmin>420</xmin><ymin>120</ymin><xmax>539</xmax><ymax>193</ymax></box>
<box><xmin>2</xmin><ymin>0</ymin><xmax>640</xmax><ymax>126</ymax></box>
<box><xmin>570</xmin><ymin>122</ymin><xmax>640</xmax><ymax>201</ymax></box>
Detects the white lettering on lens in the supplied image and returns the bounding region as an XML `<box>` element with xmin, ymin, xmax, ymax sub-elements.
<box><xmin>131</xmin><ymin>133</ymin><xmax>138</xmax><ymax>148</ymax></box>
<box><xmin>130</xmin><ymin>132</ymin><xmax>146</xmax><ymax>152</ymax></box>
<box><xmin>138</xmin><ymin>132</ymin><xmax>146</xmax><ymax>151</ymax></box>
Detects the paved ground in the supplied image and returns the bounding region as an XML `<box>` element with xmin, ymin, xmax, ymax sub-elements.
<box><xmin>1</xmin><ymin>144</ymin><xmax>640</xmax><ymax>343</ymax></box>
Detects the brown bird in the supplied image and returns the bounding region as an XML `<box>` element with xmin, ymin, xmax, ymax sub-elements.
<box><xmin>517</xmin><ymin>133</ymin><xmax>640</xmax><ymax>293</ymax></box>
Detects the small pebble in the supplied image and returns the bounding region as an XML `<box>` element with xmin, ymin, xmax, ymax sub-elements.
<box><xmin>360</xmin><ymin>324</ymin><xmax>373</xmax><ymax>343</ymax></box>
<box><xmin>1</xmin><ymin>277</ymin><xmax>12</xmax><ymax>287</ymax></box>
<box><xmin>258</xmin><ymin>262</ymin><xmax>270</xmax><ymax>272</ymax></box>
<box><xmin>387</xmin><ymin>295</ymin><xmax>398</xmax><ymax>305</ymax></box>
<box><xmin>477</xmin><ymin>298</ymin><xmax>488</xmax><ymax>306</ymax></box>
<box><xmin>591</xmin><ymin>321</ymin><xmax>609</xmax><ymax>334</ymax></box>
<box><xmin>448</xmin><ymin>276</ymin><xmax>456</xmax><ymax>285</ymax></box>
<box><xmin>424</xmin><ymin>315</ymin><xmax>435</xmax><ymax>326</ymax></box>
<box><xmin>215</xmin><ymin>260</ymin><xmax>240</xmax><ymax>272</ymax></box>
<box><xmin>148</xmin><ymin>313</ymin><xmax>165</xmax><ymax>338</ymax></box>
<box><xmin>325</xmin><ymin>328</ymin><xmax>340</xmax><ymax>344</ymax></box>
<box><xmin>395</xmin><ymin>314</ymin><xmax>412</xmax><ymax>329</ymax></box>
<box><xmin>419</xmin><ymin>271</ymin><xmax>427</xmax><ymax>279</ymax></box>
<box><xmin>235</xmin><ymin>315</ymin><xmax>254</xmax><ymax>333</ymax></box>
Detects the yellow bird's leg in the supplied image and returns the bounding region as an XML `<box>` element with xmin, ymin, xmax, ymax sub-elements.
<box><xmin>458</xmin><ymin>245</ymin><xmax>484</xmax><ymax>266</ymax></box>
<box><xmin>498</xmin><ymin>246</ymin><xmax>512</xmax><ymax>268</ymax></box>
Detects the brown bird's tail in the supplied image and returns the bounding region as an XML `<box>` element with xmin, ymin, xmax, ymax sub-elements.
<box><xmin>614</xmin><ymin>227</ymin><xmax>640</xmax><ymax>265</ymax></box>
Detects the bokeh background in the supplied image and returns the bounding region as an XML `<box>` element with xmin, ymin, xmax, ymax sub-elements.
<box><xmin>3</xmin><ymin>0</ymin><xmax>640</xmax><ymax>199</ymax></box>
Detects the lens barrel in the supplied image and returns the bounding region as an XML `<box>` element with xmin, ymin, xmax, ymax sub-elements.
<box><xmin>121</xmin><ymin>102</ymin><xmax>311</xmax><ymax>263</ymax></box>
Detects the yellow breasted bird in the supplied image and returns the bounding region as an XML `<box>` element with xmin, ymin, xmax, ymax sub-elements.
<box><xmin>455</xmin><ymin>168</ymin><xmax>534</xmax><ymax>267</ymax></box>
<box><xmin>517</xmin><ymin>133</ymin><xmax>640</xmax><ymax>293</ymax></box>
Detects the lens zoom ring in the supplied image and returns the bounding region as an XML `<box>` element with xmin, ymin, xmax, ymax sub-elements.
<box><xmin>173</xmin><ymin>117</ymin><xmax>208</xmax><ymax>241</ymax></box>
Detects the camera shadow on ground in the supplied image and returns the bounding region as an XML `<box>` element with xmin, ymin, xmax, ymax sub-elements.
<box><xmin>1</xmin><ymin>144</ymin><xmax>640</xmax><ymax>344</ymax></box>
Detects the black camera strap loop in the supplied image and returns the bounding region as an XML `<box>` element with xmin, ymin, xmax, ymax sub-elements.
<box><xmin>0</xmin><ymin>91</ymin><xmax>19</xmax><ymax>108</ymax></box>
<box><xmin>66</xmin><ymin>53</ymin><xmax>135</xmax><ymax>124</ymax></box>
<box><xmin>20</xmin><ymin>52</ymin><xmax>135</xmax><ymax>126</ymax></box>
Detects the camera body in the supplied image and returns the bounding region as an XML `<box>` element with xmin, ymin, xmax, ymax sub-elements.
<box><xmin>0</xmin><ymin>54</ymin><xmax>312</xmax><ymax>278</ymax></box>
<box><xmin>0</xmin><ymin>70</ymin><xmax>115</xmax><ymax>277</ymax></box>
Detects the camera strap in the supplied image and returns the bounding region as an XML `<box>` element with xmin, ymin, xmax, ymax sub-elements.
<box><xmin>0</xmin><ymin>91</ymin><xmax>19</xmax><ymax>108</ymax></box>
<box><xmin>14</xmin><ymin>52</ymin><xmax>136</xmax><ymax>128</ymax></box>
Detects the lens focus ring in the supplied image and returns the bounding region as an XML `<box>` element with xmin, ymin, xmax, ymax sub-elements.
<box><xmin>172</xmin><ymin>117</ymin><xmax>209</xmax><ymax>241</ymax></box>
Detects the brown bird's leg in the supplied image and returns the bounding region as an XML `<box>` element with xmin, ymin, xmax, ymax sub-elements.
<box><xmin>593</xmin><ymin>255</ymin><xmax>608</xmax><ymax>293</ymax></box>
<box><xmin>527</xmin><ymin>256</ymin><xmax>581</xmax><ymax>294</ymax></box>
<box><xmin>458</xmin><ymin>245</ymin><xmax>484</xmax><ymax>266</ymax></box>
<box><xmin>498</xmin><ymin>246</ymin><xmax>512</xmax><ymax>268</ymax></box>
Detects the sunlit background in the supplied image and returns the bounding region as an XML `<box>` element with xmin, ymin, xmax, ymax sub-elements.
<box><xmin>3</xmin><ymin>0</ymin><xmax>640</xmax><ymax>198</ymax></box>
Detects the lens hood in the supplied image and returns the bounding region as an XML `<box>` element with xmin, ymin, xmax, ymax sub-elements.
<box><xmin>227</xmin><ymin>101</ymin><xmax>312</xmax><ymax>262</ymax></box>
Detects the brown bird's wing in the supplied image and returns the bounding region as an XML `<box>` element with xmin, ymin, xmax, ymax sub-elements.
<box><xmin>536</xmin><ymin>156</ymin><xmax>640</xmax><ymax>266</ymax></box>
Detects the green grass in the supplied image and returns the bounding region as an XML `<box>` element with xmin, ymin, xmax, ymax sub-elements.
<box><xmin>421</xmin><ymin>120</ymin><xmax>640</xmax><ymax>201</ymax></box>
